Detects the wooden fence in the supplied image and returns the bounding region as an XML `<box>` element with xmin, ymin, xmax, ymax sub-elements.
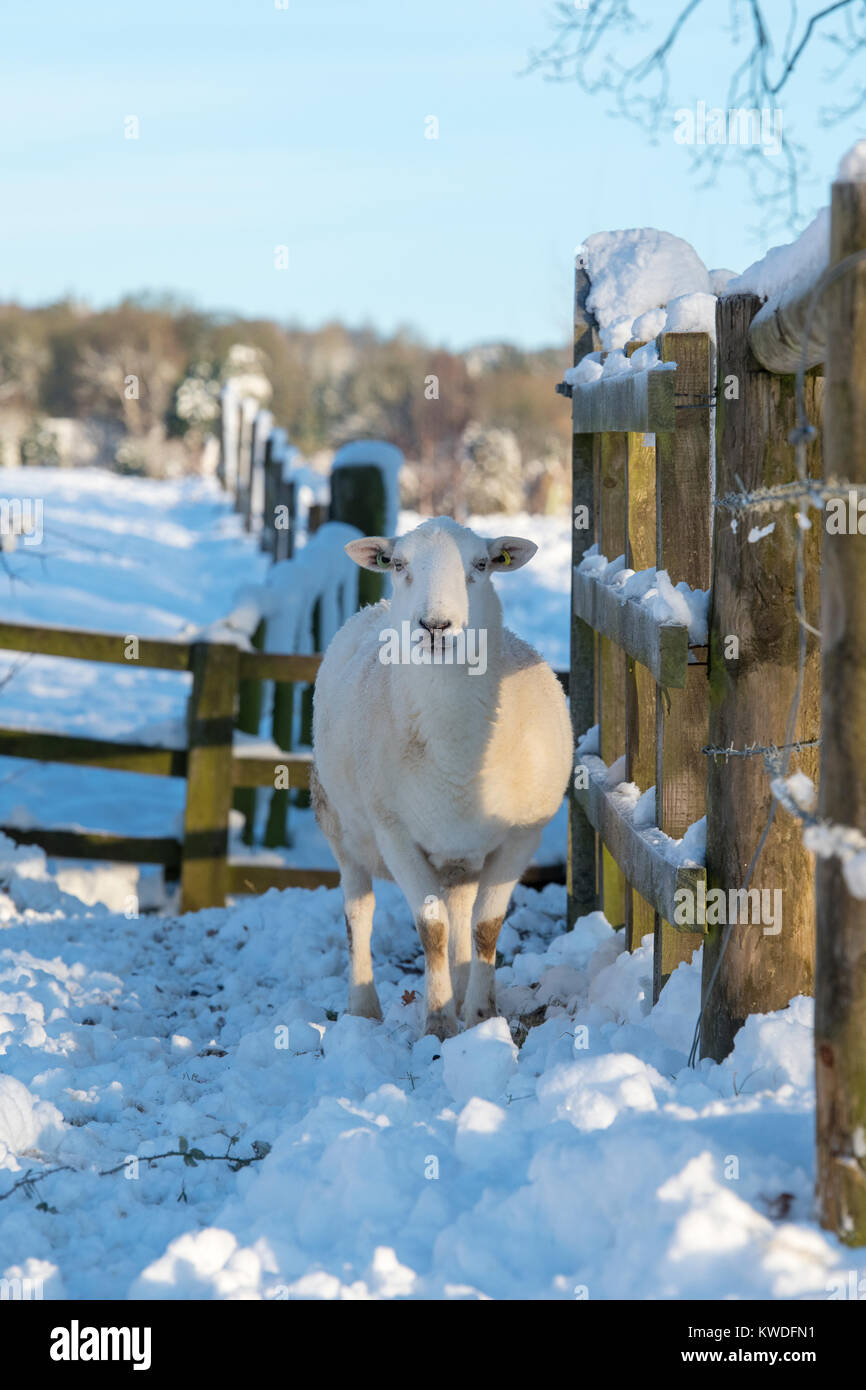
<box><xmin>565</xmin><ymin>170</ymin><xmax>866</xmax><ymax>1244</ymax></box>
<box><xmin>0</xmin><ymin>618</ymin><xmax>335</xmax><ymax>913</ymax></box>
<box><xmin>564</xmin><ymin>278</ymin><xmax>822</xmax><ymax>1038</ymax></box>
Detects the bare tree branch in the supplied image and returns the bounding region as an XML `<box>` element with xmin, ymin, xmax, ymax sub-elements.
<box><xmin>527</xmin><ymin>0</ymin><xmax>866</xmax><ymax>230</ymax></box>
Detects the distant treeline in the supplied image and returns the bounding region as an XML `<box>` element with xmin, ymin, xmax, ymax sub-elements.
<box><xmin>0</xmin><ymin>296</ymin><xmax>570</xmax><ymax>513</ymax></box>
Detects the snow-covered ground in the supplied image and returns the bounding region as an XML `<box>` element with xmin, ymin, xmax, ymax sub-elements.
<box><xmin>0</xmin><ymin>466</ymin><xmax>855</xmax><ymax>1300</ymax></box>
<box><xmin>0</xmin><ymin>833</ymin><xmax>848</xmax><ymax>1300</ymax></box>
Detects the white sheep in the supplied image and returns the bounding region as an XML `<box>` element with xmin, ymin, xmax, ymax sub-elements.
<box><xmin>311</xmin><ymin>516</ymin><xmax>573</xmax><ymax>1039</ymax></box>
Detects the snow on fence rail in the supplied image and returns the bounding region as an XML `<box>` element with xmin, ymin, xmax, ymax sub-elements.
<box><xmin>564</xmin><ymin>149</ymin><xmax>866</xmax><ymax>1246</ymax></box>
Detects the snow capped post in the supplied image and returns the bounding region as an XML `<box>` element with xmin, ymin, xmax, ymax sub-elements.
<box><xmin>329</xmin><ymin>441</ymin><xmax>403</xmax><ymax>609</ymax></box>
<box><xmin>815</xmin><ymin>155</ymin><xmax>866</xmax><ymax>1244</ymax></box>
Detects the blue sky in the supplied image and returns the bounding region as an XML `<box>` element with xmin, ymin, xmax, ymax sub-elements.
<box><xmin>1</xmin><ymin>0</ymin><xmax>862</xmax><ymax>348</ymax></box>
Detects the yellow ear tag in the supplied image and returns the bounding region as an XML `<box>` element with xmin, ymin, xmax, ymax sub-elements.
<box><xmin>500</xmin><ymin>549</ymin><xmax>512</xmax><ymax>566</ymax></box>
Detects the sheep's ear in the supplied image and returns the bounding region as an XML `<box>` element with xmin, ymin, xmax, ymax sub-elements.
<box><xmin>486</xmin><ymin>536</ymin><xmax>537</xmax><ymax>572</ymax></box>
<box><xmin>345</xmin><ymin>536</ymin><xmax>395</xmax><ymax>572</ymax></box>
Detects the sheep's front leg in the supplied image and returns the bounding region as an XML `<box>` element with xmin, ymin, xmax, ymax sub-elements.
<box><xmin>445</xmin><ymin>880</ymin><xmax>477</xmax><ymax>1018</ymax></box>
<box><xmin>464</xmin><ymin>828</ymin><xmax>541</xmax><ymax>1029</ymax></box>
<box><xmin>375</xmin><ymin>822</ymin><xmax>458</xmax><ymax>1040</ymax></box>
<box><xmin>340</xmin><ymin>859</ymin><xmax>382</xmax><ymax>1020</ymax></box>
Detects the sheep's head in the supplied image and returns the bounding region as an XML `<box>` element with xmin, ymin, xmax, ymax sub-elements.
<box><xmin>345</xmin><ymin>517</ymin><xmax>536</xmax><ymax>646</ymax></box>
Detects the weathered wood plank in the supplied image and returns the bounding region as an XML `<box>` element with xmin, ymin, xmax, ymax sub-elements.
<box><xmin>573</xmin><ymin>756</ymin><xmax>706</xmax><ymax>927</ymax></box>
<box><xmin>238</xmin><ymin>651</ymin><xmax>322</xmax><ymax>683</ymax></box>
<box><xmin>227</xmin><ymin>863</ymin><xmax>341</xmax><ymax>894</ymax></box>
<box><xmin>232</xmin><ymin>749</ymin><xmax>312</xmax><ymax>789</ymax></box>
<box><xmin>572</xmin><ymin>367</ymin><xmax>676</xmax><ymax>434</ymax></box>
<box><xmin>227</xmin><ymin>859</ymin><xmax>565</xmax><ymax>897</ymax></box>
<box><xmin>568</xmin><ymin>262</ymin><xmax>600</xmax><ymax>928</ymax></box>
<box><xmin>572</xmin><ymin>566</ymin><xmax>691</xmax><ymax>687</ymax></box>
<box><xmin>599</xmin><ymin>431</ymin><xmax>628</xmax><ymax>929</ymax></box>
<box><xmin>0</xmin><ymin>728</ymin><xmax>186</xmax><ymax>777</ymax></box>
<box><xmin>0</xmin><ymin>620</ymin><xmax>191</xmax><ymax>671</ymax></box>
<box><xmin>815</xmin><ymin>179</ymin><xmax>866</xmax><ymax>1244</ymax></box>
<box><xmin>180</xmin><ymin>642</ymin><xmax>238</xmax><ymax>913</ymax></box>
<box><xmin>625</xmin><ymin>390</ymin><xmax>657</xmax><ymax>950</ymax></box>
<box><xmin>653</xmin><ymin>331</ymin><xmax>714</xmax><ymax>998</ymax></box>
<box><xmin>0</xmin><ymin>824</ymin><xmax>181</xmax><ymax>866</ymax></box>
<box><xmin>232</xmin><ymin>619</ymin><xmax>266</xmax><ymax>846</ymax></box>
<box><xmin>701</xmin><ymin>298</ymin><xmax>822</xmax><ymax>1061</ymax></box>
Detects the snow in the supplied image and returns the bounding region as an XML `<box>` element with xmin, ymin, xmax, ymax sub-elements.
<box><xmin>563</xmin><ymin>352</ymin><xmax>602</xmax><ymax>387</ymax></box>
<box><xmin>0</xmin><ymin>833</ymin><xmax>852</xmax><ymax>1301</ymax></box>
<box><xmin>577</xmin><ymin>750</ymin><xmax>706</xmax><ymax>871</ymax></box>
<box><xmin>577</xmin><ymin>549</ymin><xmax>709</xmax><ymax>646</ymax></box>
<box><xmin>663</xmin><ymin>291</ymin><xmax>717</xmax><ymax>341</ymax></box>
<box><xmin>709</xmin><ymin>268</ymin><xmax>739</xmax><ymax>294</ymax></box>
<box><xmin>837</xmin><ymin>139</ymin><xmax>866</xmax><ymax>183</ymax></box>
<box><xmin>581</xmin><ymin>229</ymin><xmax>712</xmax><ymax>350</ymax></box>
<box><xmin>631</xmin><ymin>307</ymin><xmax>667</xmax><ymax>341</ymax></box>
<box><xmin>727</xmin><ymin>208</ymin><xmax>829</xmax><ymax>307</ymax></box>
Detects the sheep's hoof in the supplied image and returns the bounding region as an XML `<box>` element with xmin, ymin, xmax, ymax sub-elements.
<box><xmin>423</xmin><ymin>1007</ymin><xmax>459</xmax><ymax>1041</ymax></box>
<box><xmin>348</xmin><ymin>985</ymin><xmax>383</xmax><ymax>1021</ymax></box>
<box><xmin>462</xmin><ymin>993</ymin><xmax>498</xmax><ymax>1029</ymax></box>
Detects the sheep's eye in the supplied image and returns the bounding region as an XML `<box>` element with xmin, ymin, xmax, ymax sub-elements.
<box><xmin>473</xmin><ymin>559</ymin><xmax>488</xmax><ymax>573</ymax></box>
<box><xmin>375</xmin><ymin>552</ymin><xmax>391</xmax><ymax>569</ymax></box>
<box><xmin>391</xmin><ymin>558</ymin><xmax>404</xmax><ymax>573</ymax></box>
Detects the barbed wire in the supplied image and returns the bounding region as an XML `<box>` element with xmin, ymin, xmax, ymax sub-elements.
<box><xmin>687</xmin><ymin>251</ymin><xmax>866</xmax><ymax>1067</ymax></box>
<box><xmin>701</xmin><ymin>737</ymin><xmax>821</xmax><ymax>764</ymax></box>
<box><xmin>715</xmin><ymin>477</ymin><xmax>866</xmax><ymax>514</ymax></box>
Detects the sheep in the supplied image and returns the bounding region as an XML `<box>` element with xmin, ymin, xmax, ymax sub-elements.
<box><xmin>311</xmin><ymin>516</ymin><xmax>573</xmax><ymax>1039</ymax></box>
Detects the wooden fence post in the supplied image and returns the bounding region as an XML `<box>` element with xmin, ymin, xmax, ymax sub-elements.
<box><xmin>180</xmin><ymin>641</ymin><xmax>238</xmax><ymax>913</ymax></box>
<box><xmin>274</xmin><ymin>477</ymin><xmax>296</xmax><ymax>562</ymax></box>
<box><xmin>624</xmin><ymin>341</ymin><xmax>657</xmax><ymax>950</ymax></box>
<box><xmin>235</xmin><ymin>399</ymin><xmax>254</xmax><ymax>520</ymax></box>
<box><xmin>247</xmin><ymin>409</ymin><xmax>272</xmax><ymax>534</ymax></box>
<box><xmin>599</xmin><ymin>431</ymin><xmax>628</xmax><ymax>929</ymax></box>
<box><xmin>701</xmin><ymin>298</ymin><xmax>822</xmax><ymax>1059</ymax></box>
<box><xmin>568</xmin><ymin>262</ymin><xmax>599</xmax><ymax>927</ymax></box>
<box><xmin>652</xmin><ymin>332</ymin><xmax>712</xmax><ymax>996</ymax></box>
<box><xmin>232</xmin><ymin>620</ymin><xmax>266</xmax><ymax>846</ymax></box>
<box><xmin>262</xmin><ymin>434</ymin><xmax>277</xmax><ymax>555</ymax></box>
<box><xmin>264</xmin><ymin>674</ymin><xmax>295</xmax><ymax>848</ymax></box>
<box><xmin>329</xmin><ymin>463</ymin><xmax>388</xmax><ymax>608</ymax></box>
<box><xmin>816</xmin><ymin>175</ymin><xmax>866</xmax><ymax>1243</ymax></box>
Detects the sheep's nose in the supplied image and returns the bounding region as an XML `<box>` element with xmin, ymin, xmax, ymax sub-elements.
<box><xmin>418</xmin><ymin>616</ymin><xmax>451</xmax><ymax>634</ymax></box>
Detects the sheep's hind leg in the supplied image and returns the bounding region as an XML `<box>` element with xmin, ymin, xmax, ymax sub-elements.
<box><xmin>464</xmin><ymin>828</ymin><xmax>541</xmax><ymax>1029</ymax></box>
<box><xmin>340</xmin><ymin>859</ymin><xmax>382</xmax><ymax>1021</ymax></box>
